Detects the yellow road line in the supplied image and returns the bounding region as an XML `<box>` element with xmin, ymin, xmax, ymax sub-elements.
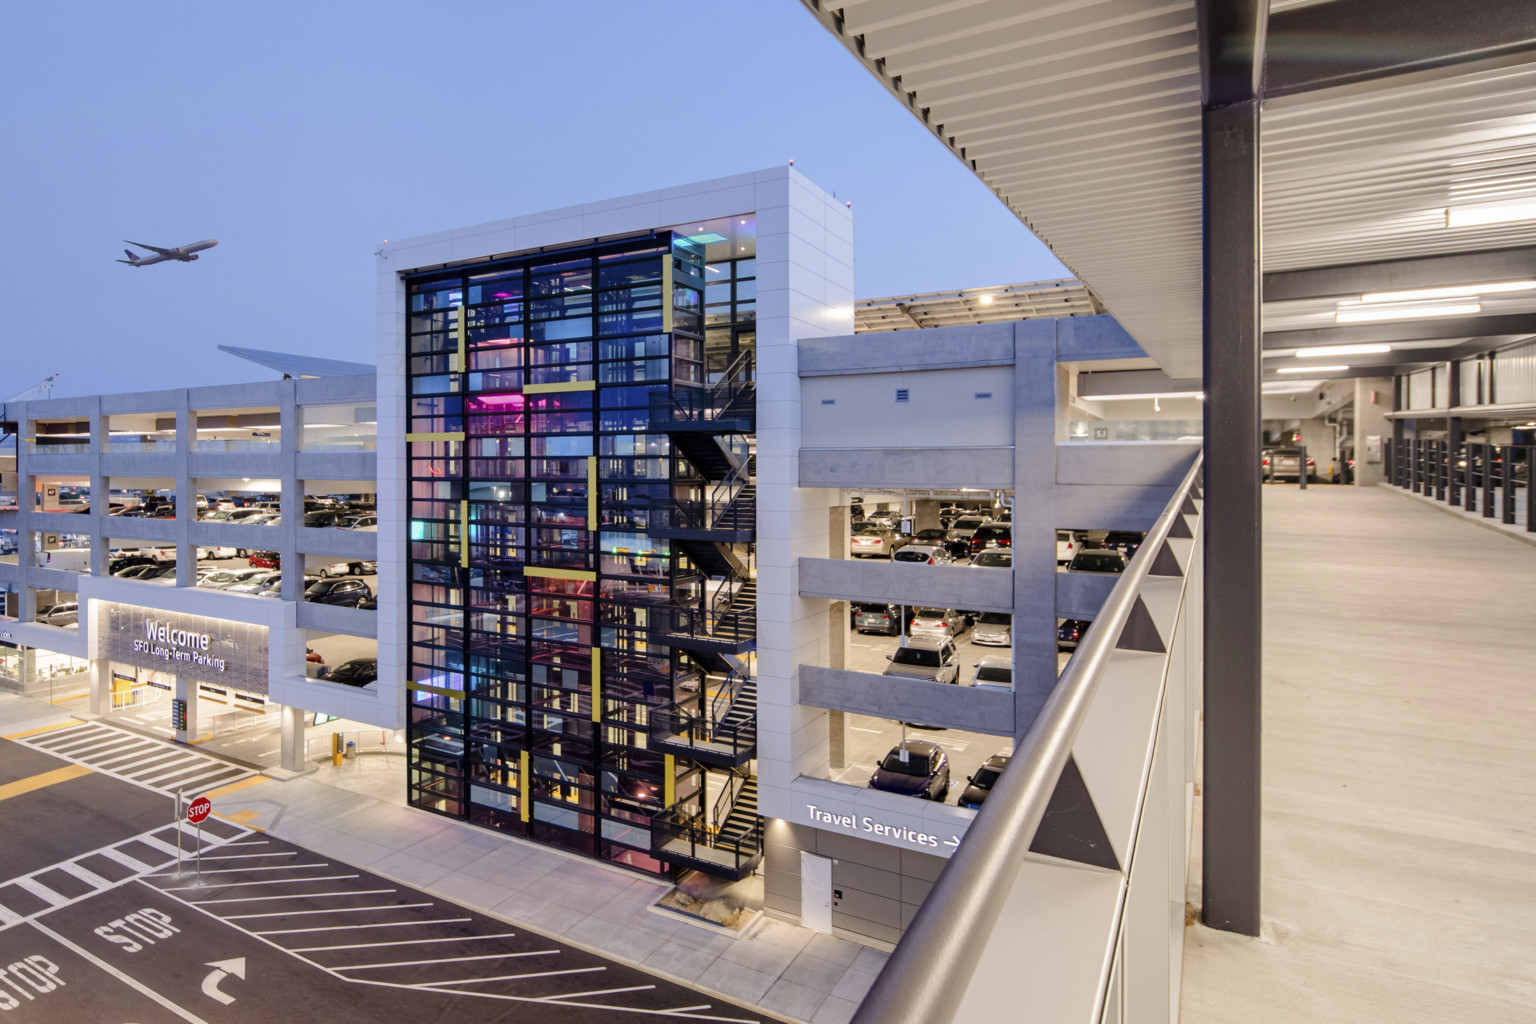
<box><xmin>0</xmin><ymin>764</ymin><xmax>92</xmax><ymax>802</ymax></box>
<box><xmin>3</xmin><ymin>721</ymin><xmax>79</xmax><ymax>741</ymax></box>
<box><xmin>204</xmin><ymin>776</ymin><xmax>268</xmax><ymax>800</ymax></box>
<box><xmin>185</xmin><ymin>736</ymin><xmax>212</xmax><ymax>746</ymax></box>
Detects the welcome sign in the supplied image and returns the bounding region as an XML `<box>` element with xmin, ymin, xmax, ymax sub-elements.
<box><xmin>99</xmin><ymin>603</ymin><xmax>268</xmax><ymax>695</ymax></box>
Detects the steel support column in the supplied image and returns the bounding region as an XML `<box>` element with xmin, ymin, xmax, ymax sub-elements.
<box><xmin>1201</xmin><ymin>98</ymin><xmax>1262</xmax><ymax>937</ymax></box>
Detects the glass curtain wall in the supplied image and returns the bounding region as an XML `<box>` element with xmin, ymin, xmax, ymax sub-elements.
<box><xmin>403</xmin><ymin>232</ymin><xmax>707</xmax><ymax>877</ymax></box>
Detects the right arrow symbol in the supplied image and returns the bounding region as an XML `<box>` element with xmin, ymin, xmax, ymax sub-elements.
<box><xmin>944</xmin><ymin>835</ymin><xmax>960</xmax><ymax>847</ymax></box>
<box><xmin>201</xmin><ymin>958</ymin><xmax>246</xmax><ymax>1005</ymax></box>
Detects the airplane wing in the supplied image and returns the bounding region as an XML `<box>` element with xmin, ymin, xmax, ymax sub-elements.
<box><xmin>123</xmin><ymin>240</ymin><xmax>175</xmax><ymax>255</ymax></box>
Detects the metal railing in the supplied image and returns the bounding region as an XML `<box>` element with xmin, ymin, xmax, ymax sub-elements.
<box><xmin>851</xmin><ymin>453</ymin><xmax>1203</xmax><ymax>1024</ymax></box>
<box><xmin>650</xmin><ymin>350</ymin><xmax>756</xmax><ymax>426</ymax></box>
<box><xmin>649</xmin><ymin>672</ymin><xmax>755</xmax><ymax>758</ymax></box>
<box><xmin>1384</xmin><ymin>438</ymin><xmax>1532</xmax><ymax>530</ymax></box>
<box><xmin>651</xmin><ymin>781</ymin><xmax>762</xmax><ymax>874</ymax></box>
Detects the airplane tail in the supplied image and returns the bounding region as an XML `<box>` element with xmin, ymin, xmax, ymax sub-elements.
<box><xmin>118</xmin><ymin>249</ymin><xmax>139</xmax><ymax>264</ymax></box>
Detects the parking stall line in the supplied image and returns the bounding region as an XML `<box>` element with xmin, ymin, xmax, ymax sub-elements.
<box><xmin>58</xmin><ymin>862</ymin><xmax>115</xmax><ymax>890</ymax></box>
<box><xmin>161</xmin><ymin>874</ymin><xmax>360</xmax><ymax>893</ymax></box>
<box><xmin>193</xmin><ymin>850</ymin><xmax>297</xmax><ymax>863</ymax></box>
<box><xmin>347</xmin><ymin>976</ymin><xmax>765</xmax><ymax>1023</ymax></box>
<box><xmin>420</xmin><ymin>966</ymin><xmax>607</xmax><ymax>987</ymax></box>
<box><xmin>134</xmin><ymin>834</ymin><xmax>183</xmax><ymax>858</ymax></box>
<box><xmin>196</xmin><ymin>888</ymin><xmax>397</xmax><ymax>906</ymax></box>
<box><xmin>13</xmin><ymin>878</ymin><xmax>68</xmax><ymax>907</ymax></box>
<box><xmin>0</xmin><ymin>903</ymin><xmax>21</xmax><ymax>927</ymax></box>
<box><xmin>26</xmin><ymin>918</ymin><xmax>213</xmax><ymax>1024</ymax></box>
<box><xmin>544</xmin><ymin>985</ymin><xmax>660</xmax><ymax>1001</ymax></box>
<box><xmin>226</xmin><ymin>902</ymin><xmax>436</xmax><ymax>921</ymax></box>
<box><xmin>336</xmin><ymin>949</ymin><xmax>562</xmax><ymax>972</ymax></box>
<box><xmin>149</xmin><ymin>862</ymin><xmax>331</xmax><ymax>878</ymax></box>
<box><xmin>98</xmin><ymin>848</ymin><xmax>154</xmax><ymax>873</ymax></box>
<box><xmin>255</xmin><ymin>918</ymin><xmax>472</xmax><ymax>936</ymax></box>
<box><xmin>288</xmin><ymin>932</ymin><xmax>519</xmax><ymax>953</ymax></box>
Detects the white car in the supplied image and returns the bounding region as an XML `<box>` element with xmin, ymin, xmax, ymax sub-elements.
<box><xmin>210</xmin><ymin>568</ymin><xmax>271</xmax><ymax>590</ymax></box>
<box><xmin>968</xmin><ymin>655</ymin><xmax>1013</xmax><ymax>689</ymax></box>
<box><xmin>1057</xmin><ymin>530</ymin><xmax>1077</xmax><ymax>565</ymax></box>
<box><xmin>345</xmin><ymin>514</ymin><xmax>378</xmax><ymax>532</ymax></box>
<box><xmin>882</xmin><ymin>636</ymin><xmax>961</xmax><ymax>685</ymax></box>
<box><xmin>226</xmin><ymin>571</ymin><xmax>279</xmax><ymax>594</ymax></box>
<box><xmin>36</xmin><ymin>602</ymin><xmax>79</xmax><ymax>627</ymax></box>
<box><xmin>908</xmin><ymin>607</ymin><xmax>970</xmax><ymax>641</ymax></box>
<box><xmin>892</xmin><ymin>544</ymin><xmax>954</xmax><ymax>566</ymax></box>
<box><xmin>196</xmin><ymin>546</ymin><xmax>238</xmax><ymax>559</ymax></box>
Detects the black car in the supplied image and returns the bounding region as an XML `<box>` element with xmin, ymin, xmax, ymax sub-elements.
<box><xmin>320</xmin><ymin>657</ymin><xmax>377</xmax><ymax>686</ymax></box>
<box><xmin>1067</xmin><ymin>550</ymin><xmax>1128</xmax><ymax>574</ymax></box>
<box><xmin>303</xmin><ymin>509</ymin><xmax>349</xmax><ymax>528</ymax></box>
<box><xmin>1058</xmin><ymin>618</ymin><xmax>1091</xmax><ymax>651</ymax></box>
<box><xmin>959</xmin><ymin>753</ymin><xmax>1009</xmax><ymax>809</ymax></box>
<box><xmin>968</xmin><ymin>524</ymin><xmax>1012</xmax><ymax>556</ymax></box>
<box><xmin>305</xmin><ymin>578</ymin><xmax>372</xmax><ymax>607</ymax></box>
<box><xmin>1102</xmin><ymin>531</ymin><xmax>1144</xmax><ymax>557</ymax></box>
<box><xmin>868</xmin><ymin>740</ymin><xmax>950</xmax><ymax>801</ymax></box>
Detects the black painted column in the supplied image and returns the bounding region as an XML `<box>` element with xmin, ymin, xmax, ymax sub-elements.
<box><xmin>1201</xmin><ymin>98</ymin><xmax>1262</xmax><ymax>937</ymax></box>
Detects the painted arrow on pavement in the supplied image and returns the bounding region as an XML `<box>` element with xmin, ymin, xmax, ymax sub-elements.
<box><xmin>201</xmin><ymin>958</ymin><xmax>246</xmax><ymax>1005</ymax></box>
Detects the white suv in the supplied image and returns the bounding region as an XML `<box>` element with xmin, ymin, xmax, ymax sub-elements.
<box><xmin>882</xmin><ymin>637</ymin><xmax>961</xmax><ymax>685</ymax></box>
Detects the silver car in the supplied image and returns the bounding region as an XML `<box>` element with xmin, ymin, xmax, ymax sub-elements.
<box><xmin>972</xmin><ymin>612</ymin><xmax>1012</xmax><ymax>646</ymax></box>
<box><xmin>909</xmin><ymin>607</ymin><xmax>970</xmax><ymax>640</ymax></box>
<box><xmin>882</xmin><ymin>637</ymin><xmax>961</xmax><ymax>685</ymax></box>
<box><xmin>892</xmin><ymin>544</ymin><xmax>954</xmax><ymax>566</ymax></box>
<box><xmin>850</xmin><ymin>524</ymin><xmax>909</xmax><ymax>558</ymax></box>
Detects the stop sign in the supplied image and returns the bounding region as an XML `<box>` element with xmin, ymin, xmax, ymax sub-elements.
<box><xmin>186</xmin><ymin>796</ymin><xmax>212</xmax><ymax>824</ymax></box>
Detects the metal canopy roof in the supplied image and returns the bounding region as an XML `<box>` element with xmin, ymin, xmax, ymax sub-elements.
<box><xmin>800</xmin><ymin>0</ymin><xmax>1536</xmax><ymax>384</ymax></box>
<box><xmin>854</xmin><ymin>278</ymin><xmax>1099</xmax><ymax>332</ymax></box>
<box><xmin>218</xmin><ymin>346</ymin><xmax>374</xmax><ymax>379</ymax></box>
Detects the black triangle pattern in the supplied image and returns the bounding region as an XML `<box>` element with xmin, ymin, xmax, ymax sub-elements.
<box><xmin>1115</xmin><ymin>596</ymin><xmax>1166</xmax><ymax>654</ymax></box>
<box><xmin>1028</xmin><ymin>754</ymin><xmax>1120</xmax><ymax>871</ymax></box>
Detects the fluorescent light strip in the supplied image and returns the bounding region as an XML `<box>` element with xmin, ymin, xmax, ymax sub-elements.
<box><xmin>1087</xmin><ymin>391</ymin><xmax>1205</xmax><ymax>401</ymax></box>
<box><xmin>1277</xmin><ymin>365</ymin><xmax>1347</xmax><ymax>374</ymax></box>
<box><xmin>1295</xmin><ymin>344</ymin><xmax>1391</xmax><ymax>358</ymax></box>
<box><xmin>1335</xmin><ymin>303</ymin><xmax>1479</xmax><ymax>324</ymax></box>
<box><xmin>1361</xmin><ymin>280</ymin><xmax>1536</xmax><ymax>303</ymax></box>
<box><xmin>1446</xmin><ymin>202</ymin><xmax>1536</xmax><ymax>228</ymax></box>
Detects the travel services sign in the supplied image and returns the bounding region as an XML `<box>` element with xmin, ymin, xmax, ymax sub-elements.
<box><xmin>99</xmin><ymin>603</ymin><xmax>269</xmax><ymax>695</ymax></box>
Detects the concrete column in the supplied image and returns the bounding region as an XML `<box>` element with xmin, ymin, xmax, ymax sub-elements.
<box><xmin>174</xmin><ymin>398</ymin><xmax>194</xmax><ymax>586</ymax></box>
<box><xmin>912</xmin><ymin>499</ymin><xmax>941</xmax><ymax>533</ymax></box>
<box><xmin>280</xmin><ymin>704</ymin><xmax>307</xmax><ymax>772</ymax></box>
<box><xmin>88</xmin><ymin>657</ymin><xmax>111</xmax><ymax>716</ymax></box>
<box><xmin>174</xmin><ymin>674</ymin><xmax>198</xmax><ymax>743</ymax></box>
<box><xmin>1013</xmin><ymin>318</ymin><xmax>1060</xmax><ymax>740</ymax></box>
<box><xmin>1353</xmin><ymin>377</ymin><xmax>1393</xmax><ymax>487</ymax></box>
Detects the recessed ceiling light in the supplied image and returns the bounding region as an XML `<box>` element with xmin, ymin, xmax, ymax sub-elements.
<box><xmin>978</xmin><ymin>294</ymin><xmax>994</xmax><ymax>306</ymax></box>
<box><xmin>1361</xmin><ymin>280</ymin><xmax>1536</xmax><ymax>303</ymax></box>
<box><xmin>1278</xmin><ymin>365</ymin><xmax>1348</xmax><ymax>373</ymax></box>
<box><xmin>1446</xmin><ymin>201</ymin><xmax>1536</xmax><ymax>228</ymax></box>
<box><xmin>1092</xmin><ymin>391</ymin><xmax>1205</xmax><ymax>401</ymax></box>
<box><xmin>1295</xmin><ymin>344</ymin><xmax>1391</xmax><ymax>358</ymax></box>
<box><xmin>1335</xmin><ymin>303</ymin><xmax>1479</xmax><ymax>323</ymax></box>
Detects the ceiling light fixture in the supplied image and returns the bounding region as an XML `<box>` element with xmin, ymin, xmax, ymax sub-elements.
<box><xmin>1361</xmin><ymin>280</ymin><xmax>1536</xmax><ymax>303</ymax></box>
<box><xmin>1335</xmin><ymin>303</ymin><xmax>1480</xmax><ymax>323</ymax></box>
<box><xmin>1446</xmin><ymin>201</ymin><xmax>1536</xmax><ymax>227</ymax></box>
<box><xmin>1295</xmin><ymin>344</ymin><xmax>1391</xmax><ymax>358</ymax></box>
<box><xmin>1090</xmin><ymin>391</ymin><xmax>1205</xmax><ymax>401</ymax></box>
<box><xmin>978</xmin><ymin>294</ymin><xmax>994</xmax><ymax>306</ymax></box>
<box><xmin>1277</xmin><ymin>365</ymin><xmax>1348</xmax><ymax>373</ymax></box>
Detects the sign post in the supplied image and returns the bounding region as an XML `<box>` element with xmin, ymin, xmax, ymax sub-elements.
<box><xmin>186</xmin><ymin>795</ymin><xmax>212</xmax><ymax>883</ymax></box>
<box><xmin>174</xmin><ymin>788</ymin><xmax>184</xmax><ymax>875</ymax></box>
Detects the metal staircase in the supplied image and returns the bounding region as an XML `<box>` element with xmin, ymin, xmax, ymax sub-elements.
<box><xmin>651</xmin><ymin>767</ymin><xmax>763</xmax><ymax>881</ymax></box>
<box><xmin>650</xmin><ymin>669</ymin><xmax>757</xmax><ymax>767</ymax></box>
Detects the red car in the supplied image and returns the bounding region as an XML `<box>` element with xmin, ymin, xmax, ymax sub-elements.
<box><xmin>248</xmin><ymin>551</ymin><xmax>280</xmax><ymax>569</ymax></box>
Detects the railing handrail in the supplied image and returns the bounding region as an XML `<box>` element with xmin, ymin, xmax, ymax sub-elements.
<box><xmin>850</xmin><ymin>452</ymin><xmax>1204</xmax><ymax>1024</ymax></box>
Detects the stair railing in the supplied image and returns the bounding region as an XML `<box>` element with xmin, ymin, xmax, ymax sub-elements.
<box><xmin>711</xmin><ymin>768</ymin><xmax>747</xmax><ymax>837</ymax></box>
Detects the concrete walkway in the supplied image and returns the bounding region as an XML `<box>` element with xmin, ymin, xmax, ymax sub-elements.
<box><xmin>0</xmin><ymin>695</ymin><xmax>884</xmax><ymax>1024</ymax></box>
<box><xmin>1180</xmin><ymin>485</ymin><xmax>1536</xmax><ymax>1022</ymax></box>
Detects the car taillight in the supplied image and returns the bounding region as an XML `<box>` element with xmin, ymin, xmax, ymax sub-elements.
<box><xmin>1262</xmin><ymin>458</ymin><xmax>1270</xmax><ymax>466</ymax></box>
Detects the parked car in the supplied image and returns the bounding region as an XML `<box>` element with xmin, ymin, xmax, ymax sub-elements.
<box><xmin>113</xmin><ymin>563</ymin><xmax>161</xmax><ymax>580</ymax></box>
<box><xmin>196</xmin><ymin>546</ymin><xmax>238</xmax><ymax>559</ymax></box>
<box><xmin>868</xmin><ymin>740</ymin><xmax>951</xmax><ymax>801</ymax></box>
<box><xmin>248</xmin><ymin>551</ymin><xmax>280</xmax><ymax>569</ymax></box>
<box><xmin>226</xmin><ymin>571</ymin><xmax>279</xmax><ymax>595</ymax></box>
<box><xmin>303</xmin><ymin>509</ymin><xmax>353</xmax><ymax>528</ymax></box>
<box><xmin>892</xmin><ymin>544</ymin><xmax>954</xmax><ymax>566</ymax></box>
<box><xmin>970</xmin><ymin>549</ymin><xmax>1012</xmax><ymax>569</ymax></box>
<box><xmin>911</xmin><ymin>528</ymin><xmax>949</xmax><ymax>547</ymax></box>
<box><xmin>1057</xmin><ymin>530</ymin><xmax>1078</xmax><ymax>565</ymax></box>
<box><xmin>140</xmin><ymin>564</ymin><xmax>181</xmax><ymax>585</ymax></box>
<box><xmin>972</xmin><ymin>613</ymin><xmax>1012</xmax><ymax>647</ymax></box>
<box><xmin>308</xmin><ymin>560</ymin><xmax>375</xmax><ymax>578</ymax></box>
<box><xmin>320</xmin><ymin>657</ymin><xmax>377</xmax><ymax>686</ymax></box>
<box><xmin>108</xmin><ymin>553</ymin><xmax>156</xmax><ymax>575</ymax></box>
<box><xmin>969</xmin><ymin>524</ymin><xmax>1012</xmax><ymax>556</ymax></box>
<box><xmin>36</xmin><ymin>602</ymin><xmax>78</xmax><ymax>627</ymax></box>
<box><xmin>1103</xmin><ymin>531</ymin><xmax>1144</xmax><ymax>557</ymax></box>
<box><xmin>305</xmin><ymin>578</ymin><xmax>372</xmax><ymax>607</ymax></box>
<box><xmin>344</xmin><ymin>514</ymin><xmax>378</xmax><ymax>531</ymax></box>
<box><xmin>1067</xmin><ymin>549</ymin><xmax>1128</xmax><ymax>574</ymax></box>
<box><xmin>1262</xmin><ymin>447</ymin><xmax>1315</xmax><ymax>483</ymax></box>
<box><xmin>968</xmin><ymin>654</ymin><xmax>1013</xmax><ymax>689</ymax></box>
<box><xmin>944</xmin><ymin>516</ymin><xmax>990</xmax><ymax>557</ymax></box>
<box><xmin>1057</xmin><ymin>619</ymin><xmax>1091</xmax><ymax>651</ymax></box>
<box><xmin>853</xmin><ymin>602</ymin><xmax>910</xmax><ymax>636</ymax></box>
<box><xmin>958</xmin><ymin>753</ymin><xmax>1010</xmax><ymax>810</ymax></box>
<box><xmin>882</xmin><ymin>636</ymin><xmax>961</xmax><ymax>684</ymax></box>
<box><xmin>850</xmin><ymin>524</ymin><xmax>910</xmax><ymax>558</ymax></box>
<box><xmin>909</xmin><ymin>608</ymin><xmax>970</xmax><ymax>641</ymax></box>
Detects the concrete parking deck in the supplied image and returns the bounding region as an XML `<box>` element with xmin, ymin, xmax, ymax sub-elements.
<box><xmin>1181</xmin><ymin>485</ymin><xmax>1536</xmax><ymax>1023</ymax></box>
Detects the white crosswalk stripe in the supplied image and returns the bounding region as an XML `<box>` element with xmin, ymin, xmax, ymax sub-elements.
<box><xmin>10</xmin><ymin>720</ymin><xmax>255</xmax><ymax>796</ymax></box>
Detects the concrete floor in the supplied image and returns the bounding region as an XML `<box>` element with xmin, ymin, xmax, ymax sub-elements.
<box><xmin>1180</xmin><ymin>484</ymin><xmax>1536</xmax><ymax>1023</ymax></box>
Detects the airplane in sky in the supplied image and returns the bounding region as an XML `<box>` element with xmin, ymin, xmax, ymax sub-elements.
<box><xmin>116</xmin><ymin>239</ymin><xmax>218</xmax><ymax>266</ymax></box>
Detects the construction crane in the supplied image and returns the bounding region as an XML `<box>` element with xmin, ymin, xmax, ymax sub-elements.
<box><xmin>5</xmin><ymin>374</ymin><xmax>58</xmax><ymax>402</ymax></box>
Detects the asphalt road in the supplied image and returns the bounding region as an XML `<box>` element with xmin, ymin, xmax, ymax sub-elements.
<box><xmin>0</xmin><ymin>733</ymin><xmax>784</xmax><ymax>1024</ymax></box>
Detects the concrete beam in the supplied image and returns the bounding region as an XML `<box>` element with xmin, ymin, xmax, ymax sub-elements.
<box><xmin>798</xmin><ymin>557</ymin><xmax>1014</xmax><ymax>613</ymax></box>
<box><xmin>1263</xmin><ymin>246</ymin><xmax>1536</xmax><ymax>303</ymax></box>
<box><xmin>799</xmin><ymin>447</ymin><xmax>1013</xmax><ymax>491</ymax></box>
<box><xmin>800</xmin><ymin>666</ymin><xmax>1016</xmax><ymax>737</ymax></box>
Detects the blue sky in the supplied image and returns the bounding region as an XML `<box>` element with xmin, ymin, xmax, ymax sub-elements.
<box><xmin>0</xmin><ymin>2</ymin><xmax>1065</xmax><ymax>398</ymax></box>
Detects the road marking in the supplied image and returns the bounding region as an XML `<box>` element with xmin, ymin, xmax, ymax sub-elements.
<box><xmin>136</xmin><ymin>834</ymin><xmax>184</xmax><ymax>857</ymax></box>
<box><xmin>149</xmin><ymin>862</ymin><xmax>328</xmax><ymax>878</ymax></box>
<box><xmin>196</xmin><ymin>889</ymin><xmax>397</xmax><ymax>906</ymax></box>
<box><xmin>0</xmin><ymin>764</ymin><xmax>92</xmax><ymax>802</ymax></box>
<box><xmin>421</xmin><ymin>966</ymin><xmax>606</xmax><ymax>986</ymax></box>
<box><xmin>200</xmin><ymin>957</ymin><xmax>246</xmax><ymax>1005</ymax></box>
<box><xmin>26</xmin><ymin>919</ymin><xmax>212</xmax><ymax>1024</ymax></box>
<box><xmin>226</xmin><ymin>902</ymin><xmax>435</xmax><ymax>921</ymax></box>
<box><xmin>255</xmin><ymin>918</ymin><xmax>471</xmax><ymax>936</ymax></box>
<box><xmin>288</xmin><ymin>932</ymin><xmax>520</xmax><ymax>953</ymax></box>
<box><xmin>99</xmin><ymin>848</ymin><xmax>155</xmax><ymax>874</ymax></box>
<box><xmin>337</xmin><ymin>949</ymin><xmax>561</xmax><ymax>971</ymax></box>
<box><xmin>0</xmin><ymin>904</ymin><xmax>20</xmax><ymax>927</ymax></box>
<box><xmin>110</xmin><ymin>751</ymin><xmax>187</xmax><ymax>776</ymax></box>
<box><xmin>205</xmin><ymin>776</ymin><xmax>268</xmax><ymax>799</ymax></box>
<box><xmin>91</xmin><ymin>743</ymin><xmax>171</xmax><ymax>768</ymax></box>
<box><xmin>2</xmin><ymin>721</ymin><xmax>77</xmax><ymax>740</ymax></box>
<box><xmin>161</xmin><ymin>875</ymin><xmax>359</xmax><ymax>893</ymax></box>
<box><xmin>219</xmin><ymin>810</ymin><xmax>262</xmax><ymax>827</ymax></box>
<box><xmin>193</xmin><ymin>851</ymin><xmax>296</xmax><ymax>863</ymax></box>
<box><xmin>12</xmin><ymin>878</ymin><xmax>67</xmax><ymax>907</ymax></box>
<box><xmin>545</xmin><ymin>985</ymin><xmax>658</xmax><ymax>1001</ymax></box>
<box><xmin>59</xmin><ymin>862</ymin><xmax>115</xmax><ymax>890</ymax></box>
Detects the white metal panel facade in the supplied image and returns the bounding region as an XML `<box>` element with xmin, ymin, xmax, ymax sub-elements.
<box><xmin>1493</xmin><ymin>339</ymin><xmax>1536</xmax><ymax>404</ymax></box>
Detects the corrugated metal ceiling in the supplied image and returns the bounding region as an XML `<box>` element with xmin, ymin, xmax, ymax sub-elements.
<box><xmin>855</xmin><ymin>278</ymin><xmax>1098</xmax><ymax>332</ymax></box>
